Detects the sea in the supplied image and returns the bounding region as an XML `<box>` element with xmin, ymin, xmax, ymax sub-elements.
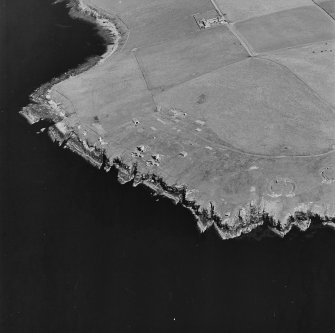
<box><xmin>2</xmin><ymin>0</ymin><xmax>335</xmax><ymax>332</ymax></box>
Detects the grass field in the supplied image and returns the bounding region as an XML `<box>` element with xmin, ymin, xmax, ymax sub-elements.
<box><xmin>52</xmin><ymin>54</ymin><xmax>155</xmax><ymax>124</ymax></box>
<box><xmin>86</xmin><ymin>0</ymin><xmax>215</xmax><ymax>50</ymax></box>
<box><xmin>154</xmin><ymin>57</ymin><xmax>335</xmax><ymax>156</ymax></box>
<box><xmin>215</xmin><ymin>0</ymin><xmax>312</xmax><ymax>22</ymax></box>
<box><xmin>314</xmin><ymin>0</ymin><xmax>335</xmax><ymax>19</ymax></box>
<box><xmin>234</xmin><ymin>6</ymin><xmax>335</xmax><ymax>54</ymax></box>
<box><xmin>46</xmin><ymin>0</ymin><xmax>335</xmax><ymax>225</ymax></box>
<box><xmin>136</xmin><ymin>26</ymin><xmax>248</xmax><ymax>90</ymax></box>
<box><xmin>262</xmin><ymin>40</ymin><xmax>335</xmax><ymax>107</ymax></box>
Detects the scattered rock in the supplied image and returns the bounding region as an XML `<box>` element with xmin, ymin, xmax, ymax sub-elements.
<box><xmin>195</xmin><ymin>120</ymin><xmax>206</xmax><ymax>126</ymax></box>
<box><xmin>152</xmin><ymin>154</ymin><xmax>161</xmax><ymax>161</ymax></box>
<box><xmin>131</xmin><ymin>151</ymin><xmax>143</xmax><ymax>158</ymax></box>
<box><xmin>132</xmin><ymin>119</ymin><xmax>140</xmax><ymax>126</ymax></box>
<box><xmin>98</xmin><ymin>137</ymin><xmax>108</xmax><ymax>145</ymax></box>
<box><xmin>171</xmin><ymin>108</ymin><xmax>187</xmax><ymax>118</ymax></box>
<box><xmin>146</xmin><ymin>160</ymin><xmax>159</xmax><ymax>167</ymax></box>
<box><xmin>137</xmin><ymin>145</ymin><xmax>146</xmax><ymax>152</ymax></box>
<box><xmin>179</xmin><ymin>151</ymin><xmax>188</xmax><ymax>157</ymax></box>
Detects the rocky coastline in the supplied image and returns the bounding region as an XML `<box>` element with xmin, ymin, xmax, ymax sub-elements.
<box><xmin>20</xmin><ymin>0</ymin><xmax>335</xmax><ymax>239</ymax></box>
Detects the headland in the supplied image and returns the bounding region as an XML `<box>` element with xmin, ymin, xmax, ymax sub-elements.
<box><xmin>21</xmin><ymin>0</ymin><xmax>335</xmax><ymax>238</ymax></box>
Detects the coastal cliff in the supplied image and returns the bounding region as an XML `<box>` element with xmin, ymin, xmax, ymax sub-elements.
<box><xmin>21</xmin><ymin>0</ymin><xmax>335</xmax><ymax>239</ymax></box>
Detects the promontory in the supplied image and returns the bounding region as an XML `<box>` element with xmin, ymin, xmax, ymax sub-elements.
<box><xmin>22</xmin><ymin>0</ymin><xmax>335</xmax><ymax>238</ymax></box>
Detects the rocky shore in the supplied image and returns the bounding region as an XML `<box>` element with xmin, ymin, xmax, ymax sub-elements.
<box><xmin>20</xmin><ymin>0</ymin><xmax>335</xmax><ymax>239</ymax></box>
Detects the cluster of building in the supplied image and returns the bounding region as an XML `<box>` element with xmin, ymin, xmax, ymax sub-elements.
<box><xmin>194</xmin><ymin>10</ymin><xmax>227</xmax><ymax>29</ymax></box>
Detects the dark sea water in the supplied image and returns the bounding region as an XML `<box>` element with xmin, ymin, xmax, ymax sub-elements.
<box><xmin>2</xmin><ymin>1</ymin><xmax>335</xmax><ymax>332</ymax></box>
